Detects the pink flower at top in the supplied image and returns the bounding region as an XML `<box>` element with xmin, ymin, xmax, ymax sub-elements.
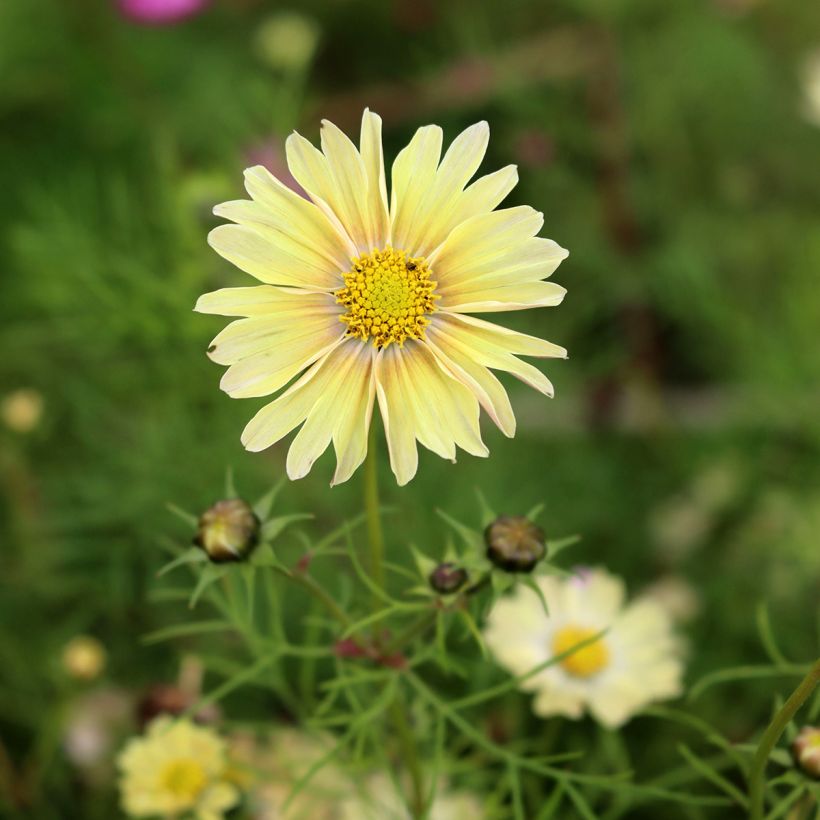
<box><xmin>119</xmin><ymin>0</ymin><xmax>209</xmax><ymax>25</ymax></box>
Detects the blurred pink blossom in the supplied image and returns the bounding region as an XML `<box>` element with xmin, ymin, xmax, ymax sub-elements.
<box><xmin>119</xmin><ymin>0</ymin><xmax>209</xmax><ymax>25</ymax></box>
<box><xmin>245</xmin><ymin>138</ymin><xmax>308</xmax><ymax>199</ymax></box>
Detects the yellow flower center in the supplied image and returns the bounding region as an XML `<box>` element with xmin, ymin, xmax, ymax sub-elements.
<box><xmin>335</xmin><ymin>247</ymin><xmax>438</xmax><ymax>349</ymax></box>
<box><xmin>552</xmin><ymin>625</ymin><xmax>610</xmax><ymax>678</ymax></box>
<box><xmin>159</xmin><ymin>758</ymin><xmax>207</xmax><ymax>801</ymax></box>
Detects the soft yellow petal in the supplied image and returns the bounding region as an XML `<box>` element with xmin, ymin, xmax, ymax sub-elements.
<box><xmin>286</xmin><ymin>343</ymin><xmax>370</xmax><ymax>479</ymax></box>
<box><xmin>330</xmin><ymin>345</ymin><xmax>376</xmax><ymax>486</ymax></box>
<box><xmin>319</xmin><ymin>119</ymin><xmax>376</xmax><ymax>252</ymax></box>
<box><xmin>207</xmin><ymin>224</ymin><xmax>340</xmax><ymax>290</ymax></box>
<box><xmin>428</xmin><ymin>206</ymin><xmax>544</xmax><ymax>281</ymax></box>
<box><xmin>444</xmin><ymin>313</ymin><xmax>568</xmax><ymax>359</ymax></box>
<box><xmin>195</xmin><ymin>285</ymin><xmax>326</xmax><ymax>318</ymax></box>
<box><xmin>442</xmin><ymin>164</ymin><xmax>519</xmax><ymax>231</ymax></box>
<box><xmin>375</xmin><ymin>342</ymin><xmax>487</xmax><ymax>486</ymax></box>
<box><xmin>440</xmin><ymin>281</ymin><xmax>567</xmax><ymax>313</ymax></box>
<box><xmin>374</xmin><ymin>348</ymin><xmax>418</xmax><ymax>487</ymax></box>
<box><xmin>426</xmin><ymin>313</ymin><xmax>563</xmax><ymax>396</ymax></box>
<box><xmin>219</xmin><ymin>325</ymin><xmax>344</xmax><ymax>399</ymax></box>
<box><xmin>206</xmin><ymin>294</ymin><xmax>341</xmax><ymax>364</ymax></box>
<box><xmin>285</xmin><ymin>131</ymin><xmax>359</xmax><ymax>252</ymax></box>
<box><xmin>359</xmin><ymin>109</ymin><xmax>391</xmax><ymax>249</ymax></box>
<box><xmin>436</xmin><ymin>235</ymin><xmax>568</xmax><ymax>297</ymax></box>
<box><xmin>406</xmin><ymin>121</ymin><xmax>490</xmax><ymax>256</ymax></box>
<box><xmin>389</xmin><ymin>124</ymin><xmax>443</xmax><ymax>253</ymax></box>
<box><xmin>241</xmin><ymin>342</ymin><xmax>352</xmax><ymax>453</ymax></box>
<box><xmin>425</xmin><ymin>331</ymin><xmax>516</xmax><ymax>436</ymax></box>
<box><xmin>242</xmin><ymin>164</ymin><xmax>353</xmax><ymax>266</ymax></box>
<box><xmin>532</xmin><ymin>688</ymin><xmax>586</xmax><ymax>721</ymax></box>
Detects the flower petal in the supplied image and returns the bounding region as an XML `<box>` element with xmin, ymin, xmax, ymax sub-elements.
<box><xmin>428</xmin><ymin>205</ymin><xmax>544</xmax><ymax>280</ymax></box>
<box><xmin>436</xmin><ymin>235</ymin><xmax>568</xmax><ymax>298</ymax></box>
<box><xmin>286</xmin><ymin>343</ymin><xmax>372</xmax><ymax>480</ymax></box>
<box><xmin>242</xmin><ymin>165</ymin><xmax>352</xmax><ymax>268</ymax></box>
<box><xmin>427</xmin><ymin>313</ymin><xmax>564</xmax><ymax>397</ymax></box>
<box><xmin>375</xmin><ymin>342</ymin><xmax>487</xmax><ymax>486</ymax></box>
<box><xmin>441</xmin><ymin>281</ymin><xmax>567</xmax><ymax>313</ymax></box>
<box><xmin>285</xmin><ymin>131</ymin><xmax>359</xmax><ymax>254</ymax></box>
<box><xmin>241</xmin><ymin>342</ymin><xmax>354</xmax><ymax>453</ymax></box>
<box><xmin>405</xmin><ymin>121</ymin><xmax>490</xmax><ymax>256</ymax></box>
<box><xmin>207</xmin><ymin>224</ymin><xmax>341</xmax><ymax>290</ymax></box>
<box><xmin>330</xmin><ymin>344</ymin><xmax>377</xmax><ymax>486</ymax></box>
<box><xmin>359</xmin><ymin>108</ymin><xmax>391</xmax><ymax>250</ymax></box>
<box><xmin>390</xmin><ymin>124</ymin><xmax>443</xmax><ymax>253</ymax></box>
<box><xmin>425</xmin><ymin>331</ymin><xmax>516</xmax><ymax>437</ymax></box>
<box><xmin>206</xmin><ymin>292</ymin><xmax>341</xmax><ymax>364</ymax></box>
<box><xmin>219</xmin><ymin>325</ymin><xmax>345</xmax><ymax>399</ymax></box>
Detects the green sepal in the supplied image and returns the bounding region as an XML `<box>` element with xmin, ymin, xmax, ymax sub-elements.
<box><xmin>157</xmin><ymin>546</ymin><xmax>207</xmax><ymax>577</ymax></box>
<box><xmin>189</xmin><ymin>563</ymin><xmax>228</xmax><ymax>609</ymax></box>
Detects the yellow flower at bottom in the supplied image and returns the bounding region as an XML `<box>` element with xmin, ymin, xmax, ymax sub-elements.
<box><xmin>197</xmin><ymin>109</ymin><xmax>568</xmax><ymax>486</ymax></box>
<box><xmin>483</xmin><ymin>568</ymin><xmax>684</xmax><ymax>728</ymax></box>
<box><xmin>117</xmin><ymin>717</ymin><xmax>239</xmax><ymax>820</ymax></box>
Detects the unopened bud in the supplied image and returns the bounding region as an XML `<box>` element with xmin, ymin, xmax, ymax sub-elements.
<box><xmin>429</xmin><ymin>562</ymin><xmax>468</xmax><ymax>595</ymax></box>
<box><xmin>485</xmin><ymin>516</ymin><xmax>546</xmax><ymax>573</ymax></box>
<box><xmin>194</xmin><ymin>498</ymin><xmax>260</xmax><ymax>562</ymax></box>
<box><xmin>792</xmin><ymin>726</ymin><xmax>820</xmax><ymax>778</ymax></box>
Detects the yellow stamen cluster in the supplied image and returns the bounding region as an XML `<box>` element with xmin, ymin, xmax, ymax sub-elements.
<box><xmin>336</xmin><ymin>247</ymin><xmax>438</xmax><ymax>349</ymax></box>
<box><xmin>159</xmin><ymin>759</ymin><xmax>207</xmax><ymax>800</ymax></box>
<box><xmin>552</xmin><ymin>626</ymin><xmax>610</xmax><ymax>678</ymax></box>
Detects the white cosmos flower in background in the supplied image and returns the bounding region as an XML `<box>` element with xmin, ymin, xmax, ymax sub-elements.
<box><xmin>197</xmin><ymin>109</ymin><xmax>568</xmax><ymax>486</ymax></box>
<box><xmin>483</xmin><ymin>568</ymin><xmax>684</xmax><ymax>728</ymax></box>
<box><xmin>802</xmin><ymin>49</ymin><xmax>820</xmax><ymax>127</ymax></box>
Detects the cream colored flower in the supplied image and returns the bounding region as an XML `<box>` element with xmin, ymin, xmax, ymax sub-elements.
<box><xmin>802</xmin><ymin>50</ymin><xmax>820</xmax><ymax>127</ymax></box>
<box><xmin>118</xmin><ymin>717</ymin><xmax>239</xmax><ymax>819</ymax></box>
<box><xmin>483</xmin><ymin>568</ymin><xmax>683</xmax><ymax>728</ymax></box>
<box><xmin>198</xmin><ymin>110</ymin><xmax>568</xmax><ymax>486</ymax></box>
<box><xmin>232</xmin><ymin>728</ymin><xmax>482</xmax><ymax>820</ymax></box>
<box><xmin>1</xmin><ymin>388</ymin><xmax>43</xmax><ymax>433</ymax></box>
<box><xmin>61</xmin><ymin>635</ymin><xmax>106</xmax><ymax>681</ymax></box>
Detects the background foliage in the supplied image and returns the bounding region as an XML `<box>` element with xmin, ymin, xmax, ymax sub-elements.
<box><xmin>1</xmin><ymin>0</ymin><xmax>819</xmax><ymax>817</ymax></box>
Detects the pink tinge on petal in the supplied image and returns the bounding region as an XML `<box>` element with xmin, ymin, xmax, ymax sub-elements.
<box><xmin>569</xmin><ymin>566</ymin><xmax>594</xmax><ymax>588</ymax></box>
<box><xmin>118</xmin><ymin>0</ymin><xmax>209</xmax><ymax>24</ymax></box>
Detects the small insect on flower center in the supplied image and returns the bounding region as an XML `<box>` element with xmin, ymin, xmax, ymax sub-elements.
<box><xmin>552</xmin><ymin>626</ymin><xmax>610</xmax><ymax>678</ymax></box>
<box><xmin>159</xmin><ymin>759</ymin><xmax>207</xmax><ymax>800</ymax></box>
<box><xmin>335</xmin><ymin>247</ymin><xmax>438</xmax><ymax>349</ymax></box>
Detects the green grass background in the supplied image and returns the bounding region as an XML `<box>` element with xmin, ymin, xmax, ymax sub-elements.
<box><xmin>1</xmin><ymin>0</ymin><xmax>819</xmax><ymax>816</ymax></box>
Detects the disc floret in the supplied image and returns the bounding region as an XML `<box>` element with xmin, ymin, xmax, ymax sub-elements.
<box><xmin>336</xmin><ymin>247</ymin><xmax>438</xmax><ymax>349</ymax></box>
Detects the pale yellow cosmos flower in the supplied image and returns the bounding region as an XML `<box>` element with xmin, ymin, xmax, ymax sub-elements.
<box><xmin>483</xmin><ymin>568</ymin><xmax>683</xmax><ymax>728</ymax></box>
<box><xmin>117</xmin><ymin>717</ymin><xmax>239</xmax><ymax>820</ymax></box>
<box><xmin>198</xmin><ymin>110</ymin><xmax>568</xmax><ymax>486</ymax></box>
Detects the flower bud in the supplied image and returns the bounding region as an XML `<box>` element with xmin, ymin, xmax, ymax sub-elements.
<box><xmin>485</xmin><ymin>516</ymin><xmax>546</xmax><ymax>573</ymax></box>
<box><xmin>792</xmin><ymin>725</ymin><xmax>820</xmax><ymax>778</ymax></box>
<box><xmin>429</xmin><ymin>562</ymin><xmax>468</xmax><ymax>595</ymax></box>
<box><xmin>193</xmin><ymin>498</ymin><xmax>260</xmax><ymax>563</ymax></box>
<box><xmin>62</xmin><ymin>636</ymin><xmax>106</xmax><ymax>681</ymax></box>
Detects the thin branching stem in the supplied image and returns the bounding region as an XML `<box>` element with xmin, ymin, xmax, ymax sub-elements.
<box><xmin>748</xmin><ymin>656</ymin><xmax>820</xmax><ymax>820</ymax></box>
<box><xmin>362</xmin><ymin>432</ymin><xmax>425</xmax><ymax>818</ymax></box>
<box><xmin>363</xmin><ymin>426</ymin><xmax>386</xmax><ymax>599</ymax></box>
<box><xmin>280</xmin><ymin>569</ymin><xmax>351</xmax><ymax>629</ymax></box>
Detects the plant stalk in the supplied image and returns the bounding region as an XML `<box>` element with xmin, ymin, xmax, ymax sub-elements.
<box><xmin>363</xmin><ymin>427</ymin><xmax>386</xmax><ymax>607</ymax></box>
<box><xmin>748</xmin><ymin>657</ymin><xmax>820</xmax><ymax>820</ymax></box>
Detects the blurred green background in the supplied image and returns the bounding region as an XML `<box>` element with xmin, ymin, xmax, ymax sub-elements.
<box><xmin>1</xmin><ymin>0</ymin><xmax>820</xmax><ymax>816</ymax></box>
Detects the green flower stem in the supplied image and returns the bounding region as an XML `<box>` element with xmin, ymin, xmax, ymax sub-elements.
<box><xmin>386</xmin><ymin>610</ymin><xmax>438</xmax><ymax>655</ymax></box>
<box><xmin>281</xmin><ymin>569</ymin><xmax>352</xmax><ymax>629</ymax></box>
<box><xmin>363</xmin><ymin>427</ymin><xmax>386</xmax><ymax>600</ymax></box>
<box><xmin>389</xmin><ymin>694</ymin><xmax>426</xmax><ymax>819</ymax></box>
<box><xmin>362</xmin><ymin>432</ymin><xmax>425</xmax><ymax>818</ymax></box>
<box><xmin>748</xmin><ymin>656</ymin><xmax>820</xmax><ymax>820</ymax></box>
